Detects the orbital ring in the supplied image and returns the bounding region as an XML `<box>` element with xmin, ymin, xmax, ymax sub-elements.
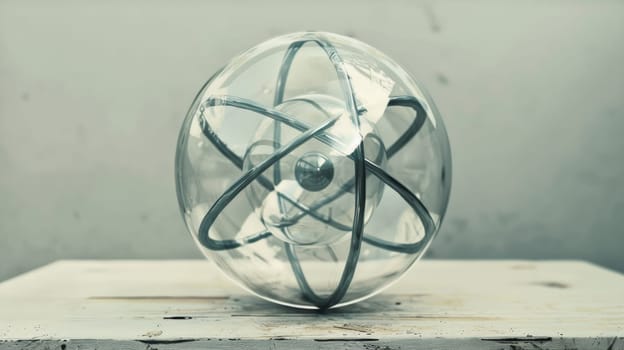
<box><xmin>195</xmin><ymin>35</ymin><xmax>435</xmax><ymax>308</ymax></box>
<box><xmin>197</xmin><ymin>96</ymin><xmax>434</xmax><ymax>250</ymax></box>
<box><xmin>198</xmin><ymin>96</ymin><xmax>434</xmax><ymax>241</ymax></box>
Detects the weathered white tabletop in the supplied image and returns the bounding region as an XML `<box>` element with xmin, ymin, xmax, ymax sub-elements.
<box><xmin>0</xmin><ymin>260</ymin><xmax>622</xmax><ymax>349</ymax></box>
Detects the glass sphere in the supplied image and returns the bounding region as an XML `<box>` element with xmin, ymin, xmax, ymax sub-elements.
<box><xmin>175</xmin><ymin>32</ymin><xmax>451</xmax><ymax>309</ymax></box>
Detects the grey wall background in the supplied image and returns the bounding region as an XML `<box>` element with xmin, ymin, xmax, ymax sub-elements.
<box><xmin>1</xmin><ymin>0</ymin><xmax>623</xmax><ymax>282</ymax></box>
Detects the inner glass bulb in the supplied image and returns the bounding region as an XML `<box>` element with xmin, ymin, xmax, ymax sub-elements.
<box><xmin>242</xmin><ymin>94</ymin><xmax>387</xmax><ymax>246</ymax></box>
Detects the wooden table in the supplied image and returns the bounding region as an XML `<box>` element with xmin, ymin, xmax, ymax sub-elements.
<box><xmin>0</xmin><ymin>260</ymin><xmax>622</xmax><ymax>349</ymax></box>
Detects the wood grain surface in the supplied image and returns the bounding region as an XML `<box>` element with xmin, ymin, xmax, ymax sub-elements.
<box><xmin>0</xmin><ymin>260</ymin><xmax>622</xmax><ymax>349</ymax></box>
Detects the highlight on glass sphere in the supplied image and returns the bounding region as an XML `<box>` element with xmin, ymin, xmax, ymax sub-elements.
<box><xmin>175</xmin><ymin>31</ymin><xmax>451</xmax><ymax>310</ymax></box>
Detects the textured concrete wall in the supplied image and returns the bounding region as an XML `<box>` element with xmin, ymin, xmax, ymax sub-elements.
<box><xmin>1</xmin><ymin>0</ymin><xmax>623</xmax><ymax>281</ymax></box>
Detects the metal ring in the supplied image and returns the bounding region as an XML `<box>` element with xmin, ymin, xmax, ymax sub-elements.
<box><xmin>196</xmin><ymin>96</ymin><xmax>435</xmax><ymax>303</ymax></box>
<box><xmin>195</xmin><ymin>35</ymin><xmax>434</xmax><ymax>308</ymax></box>
<box><xmin>198</xmin><ymin>95</ymin><xmax>435</xmax><ymax>249</ymax></box>
<box><xmin>271</xmin><ymin>36</ymin><xmax>366</xmax><ymax>309</ymax></box>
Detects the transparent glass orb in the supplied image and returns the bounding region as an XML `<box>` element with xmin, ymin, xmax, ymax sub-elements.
<box><xmin>175</xmin><ymin>32</ymin><xmax>452</xmax><ymax>310</ymax></box>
